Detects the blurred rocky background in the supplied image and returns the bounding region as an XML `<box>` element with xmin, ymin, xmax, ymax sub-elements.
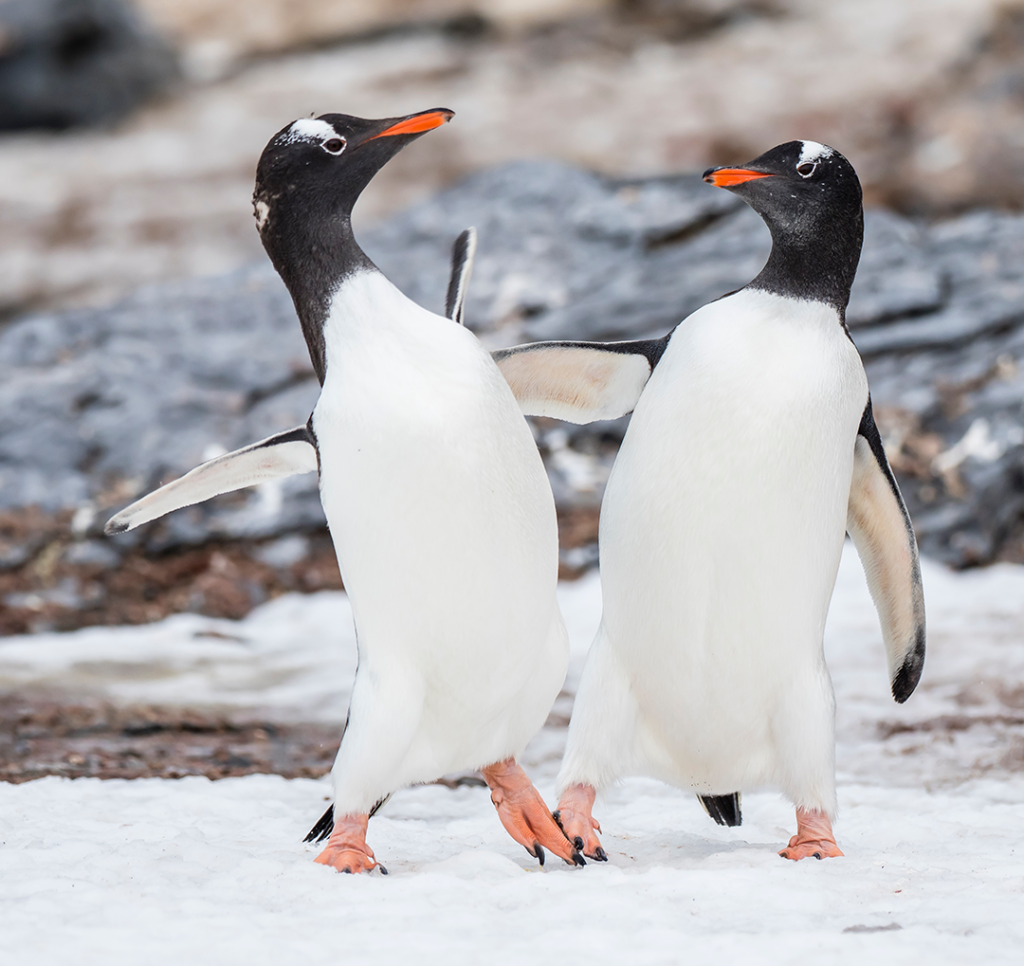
<box><xmin>4</xmin><ymin>0</ymin><xmax>1024</xmax><ymax>636</ymax></box>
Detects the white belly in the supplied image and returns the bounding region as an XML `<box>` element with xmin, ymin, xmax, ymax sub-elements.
<box><xmin>313</xmin><ymin>272</ymin><xmax>566</xmax><ymax>788</ymax></box>
<box><xmin>599</xmin><ymin>289</ymin><xmax>868</xmax><ymax>791</ymax></box>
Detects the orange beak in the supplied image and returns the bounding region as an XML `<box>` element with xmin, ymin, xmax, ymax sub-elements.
<box><xmin>703</xmin><ymin>168</ymin><xmax>774</xmax><ymax>188</ymax></box>
<box><xmin>368</xmin><ymin>109</ymin><xmax>454</xmax><ymax>141</ymax></box>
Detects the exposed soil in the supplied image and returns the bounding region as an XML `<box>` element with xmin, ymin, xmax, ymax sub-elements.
<box><xmin>0</xmin><ymin>692</ymin><xmax>499</xmax><ymax>787</ymax></box>
<box><xmin>0</xmin><ymin>510</ymin><xmax>345</xmax><ymax>636</ymax></box>
<box><xmin>0</xmin><ymin>693</ymin><xmax>341</xmax><ymax>783</ymax></box>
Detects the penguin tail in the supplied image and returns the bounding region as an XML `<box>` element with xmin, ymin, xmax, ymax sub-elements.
<box><xmin>698</xmin><ymin>792</ymin><xmax>742</xmax><ymax>827</ymax></box>
<box><xmin>305</xmin><ymin>794</ymin><xmax>392</xmax><ymax>843</ymax></box>
<box><xmin>304</xmin><ymin>805</ymin><xmax>334</xmax><ymax>843</ymax></box>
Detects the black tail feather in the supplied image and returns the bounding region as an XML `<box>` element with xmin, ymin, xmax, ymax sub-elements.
<box><xmin>698</xmin><ymin>792</ymin><xmax>742</xmax><ymax>827</ymax></box>
<box><xmin>304</xmin><ymin>805</ymin><xmax>334</xmax><ymax>843</ymax></box>
<box><xmin>304</xmin><ymin>793</ymin><xmax>393</xmax><ymax>844</ymax></box>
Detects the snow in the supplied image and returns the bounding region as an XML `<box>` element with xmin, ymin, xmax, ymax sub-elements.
<box><xmin>2</xmin><ymin>545</ymin><xmax>1024</xmax><ymax>964</ymax></box>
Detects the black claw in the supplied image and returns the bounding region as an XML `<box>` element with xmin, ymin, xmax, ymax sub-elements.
<box><xmin>571</xmin><ymin>851</ymin><xmax>586</xmax><ymax>867</ymax></box>
<box><xmin>813</xmin><ymin>852</ymin><xmax>822</xmax><ymax>860</ymax></box>
<box><xmin>342</xmin><ymin>867</ymin><xmax>353</xmax><ymax>874</ymax></box>
<box><xmin>378</xmin><ymin>864</ymin><xmax>389</xmax><ymax>875</ymax></box>
<box><xmin>534</xmin><ymin>843</ymin><xmax>545</xmax><ymax>866</ymax></box>
<box><xmin>779</xmin><ymin>852</ymin><xmax>789</xmax><ymax>860</ymax></box>
<box><xmin>573</xmin><ymin>835</ymin><xmax>585</xmax><ymax>852</ymax></box>
<box><xmin>594</xmin><ymin>847</ymin><xmax>607</xmax><ymax>862</ymax></box>
<box><xmin>552</xmin><ymin>810</ymin><xmax>563</xmax><ymax>829</ymax></box>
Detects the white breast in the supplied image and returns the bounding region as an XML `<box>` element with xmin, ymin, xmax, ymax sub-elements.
<box><xmin>598</xmin><ymin>289</ymin><xmax>868</xmax><ymax>788</ymax></box>
<box><xmin>311</xmin><ymin>271</ymin><xmax>566</xmax><ymax>782</ymax></box>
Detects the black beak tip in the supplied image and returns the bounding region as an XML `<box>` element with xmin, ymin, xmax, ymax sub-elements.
<box><xmin>702</xmin><ymin>167</ymin><xmax>717</xmax><ymax>182</ymax></box>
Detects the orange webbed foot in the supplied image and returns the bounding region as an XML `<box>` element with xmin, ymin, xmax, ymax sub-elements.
<box><xmin>481</xmin><ymin>759</ymin><xmax>585</xmax><ymax>868</ymax></box>
<box><xmin>778</xmin><ymin>807</ymin><xmax>844</xmax><ymax>861</ymax></box>
<box><xmin>553</xmin><ymin>783</ymin><xmax>606</xmax><ymax>861</ymax></box>
<box><xmin>314</xmin><ymin>813</ymin><xmax>386</xmax><ymax>874</ymax></box>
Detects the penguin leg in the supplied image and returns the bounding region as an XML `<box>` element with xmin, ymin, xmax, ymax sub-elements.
<box><xmin>314</xmin><ymin>813</ymin><xmax>385</xmax><ymax>874</ymax></box>
<box><xmin>480</xmin><ymin>759</ymin><xmax>585</xmax><ymax>868</ymax></box>
<box><xmin>778</xmin><ymin>808</ymin><xmax>844</xmax><ymax>861</ymax></box>
<box><xmin>554</xmin><ymin>623</ymin><xmax>636</xmax><ymax>860</ymax></box>
<box><xmin>553</xmin><ymin>783</ymin><xmax>606</xmax><ymax>862</ymax></box>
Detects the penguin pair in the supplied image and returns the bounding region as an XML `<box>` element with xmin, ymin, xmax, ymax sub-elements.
<box><xmin>108</xmin><ymin>113</ymin><xmax>924</xmax><ymax>868</ymax></box>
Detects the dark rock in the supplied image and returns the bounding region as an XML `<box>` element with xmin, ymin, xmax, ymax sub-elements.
<box><xmin>3</xmin><ymin>159</ymin><xmax>1024</xmax><ymax>578</ymax></box>
<box><xmin>0</xmin><ymin>0</ymin><xmax>179</xmax><ymax>131</ymax></box>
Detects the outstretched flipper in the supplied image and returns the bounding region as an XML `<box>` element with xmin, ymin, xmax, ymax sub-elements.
<box><xmin>492</xmin><ymin>336</ymin><xmax>670</xmax><ymax>424</ymax></box>
<box><xmin>445</xmin><ymin>227</ymin><xmax>477</xmax><ymax>326</ymax></box>
<box><xmin>104</xmin><ymin>424</ymin><xmax>318</xmax><ymax>535</ymax></box>
<box><xmin>847</xmin><ymin>400</ymin><xmax>926</xmax><ymax>702</ymax></box>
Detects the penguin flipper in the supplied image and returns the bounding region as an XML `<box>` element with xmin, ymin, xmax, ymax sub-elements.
<box><xmin>104</xmin><ymin>425</ymin><xmax>318</xmax><ymax>535</ymax></box>
<box><xmin>847</xmin><ymin>399</ymin><xmax>926</xmax><ymax>703</ymax></box>
<box><xmin>492</xmin><ymin>336</ymin><xmax>669</xmax><ymax>423</ymax></box>
<box><xmin>445</xmin><ymin>227</ymin><xmax>477</xmax><ymax>326</ymax></box>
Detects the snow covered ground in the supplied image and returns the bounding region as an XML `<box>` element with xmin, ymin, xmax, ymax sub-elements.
<box><xmin>2</xmin><ymin>545</ymin><xmax>1024</xmax><ymax>964</ymax></box>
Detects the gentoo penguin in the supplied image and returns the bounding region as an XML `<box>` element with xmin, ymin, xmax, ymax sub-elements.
<box><xmin>107</xmin><ymin>111</ymin><xmax>584</xmax><ymax>873</ymax></box>
<box><xmin>489</xmin><ymin>141</ymin><xmax>926</xmax><ymax>861</ymax></box>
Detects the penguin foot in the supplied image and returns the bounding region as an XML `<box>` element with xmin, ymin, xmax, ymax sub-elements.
<box><xmin>481</xmin><ymin>759</ymin><xmax>585</xmax><ymax>868</ymax></box>
<box><xmin>778</xmin><ymin>808</ymin><xmax>844</xmax><ymax>861</ymax></box>
<box><xmin>314</xmin><ymin>812</ymin><xmax>380</xmax><ymax>874</ymax></box>
<box><xmin>553</xmin><ymin>783</ymin><xmax>606</xmax><ymax>861</ymax></box>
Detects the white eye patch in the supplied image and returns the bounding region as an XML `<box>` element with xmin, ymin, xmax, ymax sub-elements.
<box><xmin>798</xmin><ymin>140</ymin><xmax>834</xmax><ymax>164</ymax></box>
<box><xmin>281</xmin><ymin>118</ymin><xmax>338</xmax><ymax>145</ymax></box>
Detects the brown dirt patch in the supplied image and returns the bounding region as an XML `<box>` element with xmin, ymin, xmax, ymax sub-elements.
<box><xmin>0</xmin><ymin>693</ymin><xmax>342</xmax><ymax>783</ymax></box>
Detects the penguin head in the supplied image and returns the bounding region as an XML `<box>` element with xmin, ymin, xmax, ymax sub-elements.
<box><xmin>702</xmin><ymin>141</ymin><xmax>861</xmax><ymax>242</ymax></box>
<box><xmin>252</xmin><ymin>108</ymin><xmax>454</xmax><ymax>235</ymax></box>
<box><xmin>703</xmin><ymin>141</ymin><xmax>863</xmax><ymax>312</ymax></box>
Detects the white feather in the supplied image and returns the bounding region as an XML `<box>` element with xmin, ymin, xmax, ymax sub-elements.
<box><xmin>799</xmin><ymin>140</ymin><xmax>834</xmax><ymax>164</ymax></box>
<box><xmin>281</xmin><ymin>118</ymin><xmax>336</xmax><ymax>144</ymax></box>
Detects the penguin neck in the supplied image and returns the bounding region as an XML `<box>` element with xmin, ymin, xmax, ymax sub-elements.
<box><xmin>746</xmin><ymin>210</ymin><xmax>863</xmax><ymax>322</ymax></box>
<box><xmin>269</xmin><ymin>212</ymin><xmax>376</xmax><ymax>385</ymax></box>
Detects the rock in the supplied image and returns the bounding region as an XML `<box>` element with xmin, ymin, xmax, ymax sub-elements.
<box><xmin>883</xmin><ymin>2</ymin><xmax>1024</xmax><ymax>213</ymax></box>
<box><xmin>0</xmin><ymin>0</ymin><xmax>179</xmax><ymax>131</ymax></box>
<box><xmin>3</xmin><ymin>158</ymin><xmax>1024</xmax><ymax>611</ymax></box>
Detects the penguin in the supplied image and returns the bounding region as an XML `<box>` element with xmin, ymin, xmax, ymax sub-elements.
<box><xmin>487</xmin><ymin>141</ymin><xmax>925</xmax><ymax>861</ymax></box>
<box><xmin>106</xmin><ymin>111</ymin><xmax>584</xmax><ymax>873</ymax></box>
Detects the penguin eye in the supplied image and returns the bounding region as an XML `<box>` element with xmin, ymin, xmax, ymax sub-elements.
<box><xmin>322</xmin><ymin>137</ymin><xmax>346</xmax><ymax>156</ymax></box>
<box><xmin>796</xmin><ymin>161</ymin><xmax>817</xmax><ymax>178</ymax></box>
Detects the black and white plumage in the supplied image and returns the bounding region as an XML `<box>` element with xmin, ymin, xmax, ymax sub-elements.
<box><xmin>107</xmin><ymin>111</ymin><xmax>575</xmax><ymax>868</ymax></box>
<box><xmin>492</xmin><ymin>141</ymin><xmax>925</xmax><ymax>851</ymax></box>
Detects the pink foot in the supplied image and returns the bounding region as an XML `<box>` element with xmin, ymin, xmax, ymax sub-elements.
<box><xmin>314</xmin><ymin>813</ymin><xmax>385</xmax><ymax>874</ymax></box>
<box><xmin>481</xmin><ymin>759</ymin><xmax>585</xmax><ymax>867</ymax></box>
<box><xmin>553</xmin><ymin>783</ymin><xmax>606</xmax><ymax>861</ymax></box>
<box><xmin>779</xmin><ymin>807</ymin><xmax>844</xmax><ymax>861</ymax></box>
